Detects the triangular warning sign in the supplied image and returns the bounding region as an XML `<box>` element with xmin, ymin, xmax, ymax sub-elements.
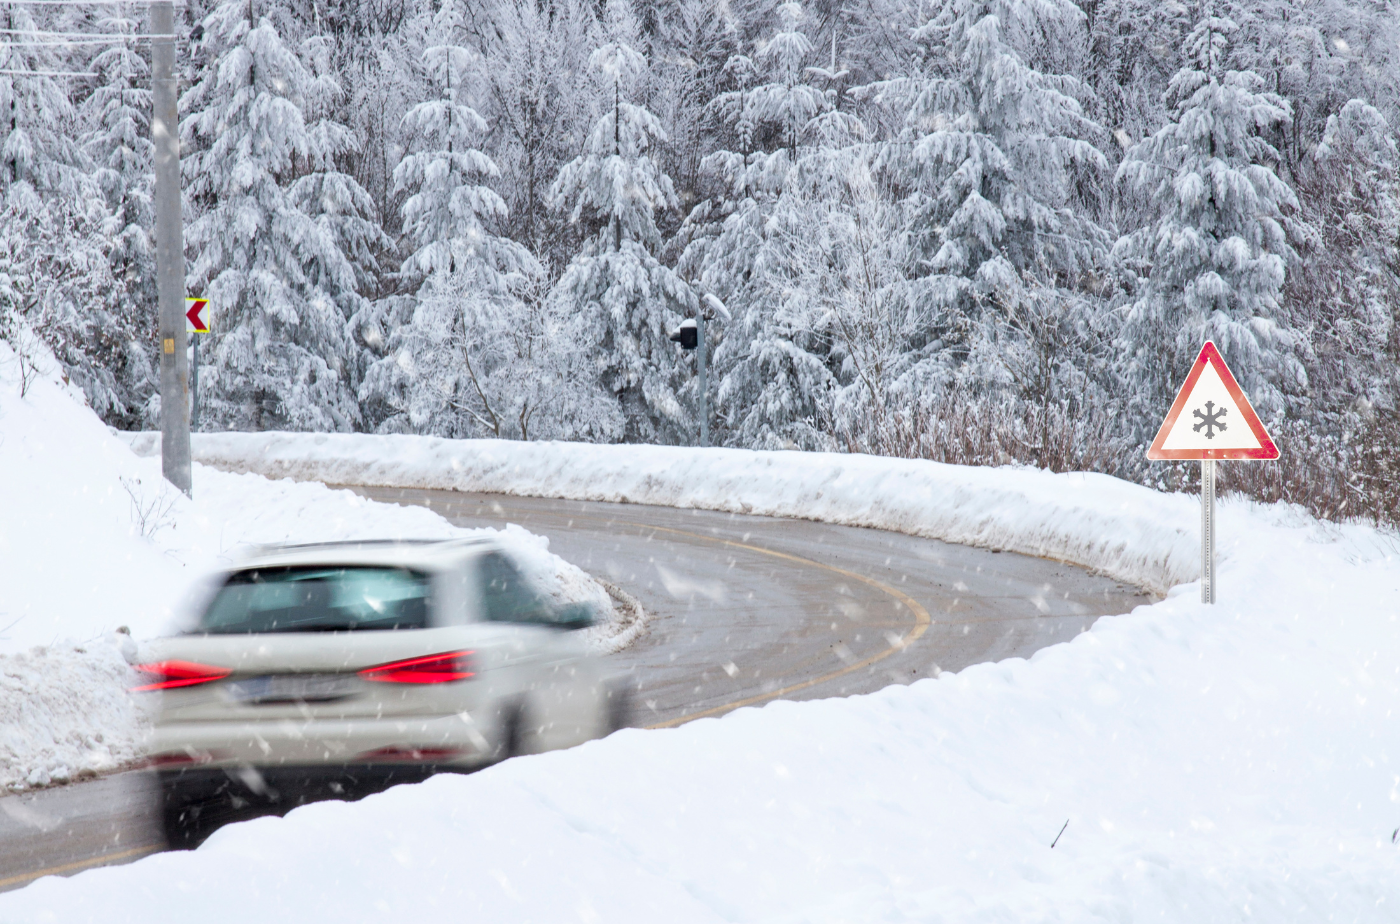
<box><xmin>1146</xmin><ymin>342</ymin><xmax>1279</xmax><ymax>461</ymax></box>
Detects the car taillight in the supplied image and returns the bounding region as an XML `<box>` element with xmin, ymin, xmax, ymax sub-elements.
<box><xmin>355</xmin><ymin>746</ymin><xmax>464</xmax><ymax>762</ymax></box>
<box><xmin>358</xmin><ymin>651</ymin><xmax>474</xmax><ymax>684</ymax></box>
<box><xmin>146</xmin><ymin>749</ymin><xmax>224</xmax><ymax>768</ymax></box>
<box><xmin>131</xmin><ymin>660</ymin><xmax>233</xmax><ymax>692</ymax></box>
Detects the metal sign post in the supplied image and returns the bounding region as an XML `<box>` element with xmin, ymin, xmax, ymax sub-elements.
<box><xmin>1146</xmin><ymin>342</ymin><xmax>1278</xmax><ymax>604</ymax></box>
<box><xmin>185</xmin><ymin>298</ymin><xmax>210</xmax><ymax>432</ymax></box>
<box><xmin>696</xmin><ymin>308</ymin><xmax>707</xmax><ymax>448</ymax></box>
<box><xmin>190</xmin><ymin>333</ymin><xmax>199</xmax><ymax>431</ymax></box>
<box><xmin>670</xmin><ymin>295</ymin><xmax>728</xmax><ymax>449</ymax></box>
<box><xmin>1201</xmin><ymin>459</ymin><xmax>1215</xmax><ymax>604</ymax></box>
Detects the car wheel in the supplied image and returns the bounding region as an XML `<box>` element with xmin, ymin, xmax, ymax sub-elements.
<box><xmin>499</xmin><ymin>702</ymin><xmax>526</xmax><ymax>761</ymax></box>
<box><xmin>158</xmin><ymin>775</ymin><xmax>235</xmax><ymax>850</ymax></box>
<box><xmin>160</xmin><ymin>792</ymin><xmax>206</xmax><ymax>850</ymax></box>
<box><xmin>605</xmin><ymin>682</ymin><xmax>632</xmax><ymax>733</ymax></box>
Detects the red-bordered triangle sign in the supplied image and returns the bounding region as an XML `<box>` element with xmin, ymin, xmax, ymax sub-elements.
<box><xmin>1146</xmin><ymin>341</ymin><xmax>1279</xmax><ymax>461</ymax></box>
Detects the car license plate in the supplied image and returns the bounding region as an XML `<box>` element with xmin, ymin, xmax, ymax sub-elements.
<box><xmin>227</xmin><ymin>674</ymin><xmax>358</xmax><ymax>704</ymax></box>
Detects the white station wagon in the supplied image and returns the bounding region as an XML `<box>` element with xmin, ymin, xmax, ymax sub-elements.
<box><xmin>135</xmin><ymin>538</ymin><xmax>622</xmax><ymax>847</ymax></box>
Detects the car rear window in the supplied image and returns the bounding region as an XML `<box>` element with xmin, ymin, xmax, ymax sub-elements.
<box><xmin>199</xmin><ymin>566</ymin><xmax>431</xmax><ymax>634</ymax></box>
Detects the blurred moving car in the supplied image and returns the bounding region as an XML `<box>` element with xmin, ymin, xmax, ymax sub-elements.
<box><xmin>133</xmin><ymin>538</ymin><xmax>624</xmax><ymax>847</ymax></box>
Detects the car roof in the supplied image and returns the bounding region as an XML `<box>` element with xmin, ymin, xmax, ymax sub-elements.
<box><xmin>231</xmin><ymin>537</ymin><xmax>496</xmax><ymax>572</ymax></box>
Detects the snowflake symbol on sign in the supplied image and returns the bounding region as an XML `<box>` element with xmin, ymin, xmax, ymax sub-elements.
<box><xmin>1193</xmin><ymin>401</ymin><xmax>1228</xmax><ymax>439</ymax></box>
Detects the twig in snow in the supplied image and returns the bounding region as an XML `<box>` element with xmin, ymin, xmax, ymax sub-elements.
<box><xmin>1050</xmin><ymin>819</ymin><xmax>1069</xmax><ymax>848</ymax></box>
<box><xmin>120</xmin><ymin>476</ymin><xmax>178</xmax><ymax>539</ymax></box>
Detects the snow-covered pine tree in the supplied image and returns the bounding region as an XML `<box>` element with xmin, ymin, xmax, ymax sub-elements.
<box><xmin>1287</xmin><ymin>98</ymin><xmax>1400</xmax><ymax>422</ymax></box>
<box><xmin>722</xmin><ymin>2</ymin><xmax>825</xmax><ymax>158</ymax></box>
<box><xmin>357</xmin><ymin>0</ymin><xmax>552</xmax><ymax>439</ymax></box>
<box><xmin>181</xmin><ymin>0</ymin><xmax>363</xmax><ymax>431</ymax></box>
<box><xmin>308</xmin><ymin>0</ymin><xmax>420</xmax><ymax>234</ymax></box>
<box><xmin>679</xmin><ymin>1</ymin><xmax>841</xmax><ymax>448</ymax></box>
<box><xmin>684</xmin><ymin>0</ymin><xmax>830</xmax><ymax>242</ymax></box>
<box><xmin>470</xmin><ymin>0</ymin><xmax>602</xmax><ymax>273</ymax></box>
<box><xmin>0</xmin><ymin>6</ymin><xmax>135</xmax><ymax>420</ymax></box>
<box><xmin>724</xmin><ymin>134</ymin><xmax>909</xmax><ymax>453</ymax></box>
<box><xmin>869</xmin><ymin>0</ymin><xmax>1109</xmax><ymax>391</ymax></box>
<box><xmin>82</xmin><ymin>6</ymin><xmax>154</xmax><ymax>309</ymax></box>
<box><xmin>79</xmin><ymin>4</ymin><xmax>159</xmax><ymax>426</ymax></box>
<box><xmin>391</xmin><ymin>0</ymin><xmax>534</xmax><ymax>288</ymax></box>
<box><xmin>548</xmin><ymin>0</ymin><xmax>695</xmax><ymax>442</ymax></box>
<box><xmin>291</xmin><ymin>32</ymin><xmax>393</xmax><ymax>374</ymax></box>
<box><xmin>0</xmin><ymin>6</ymin><xmax>82</xmax><ymax>197</ymax></box>
<box><xmin>644</xmin><ymin>0</ymin><xmax>736</xmax><ymax>213</ymax></box>
<box><xmin>1114</xmin><ymin>15</ymin><xmax>1302</xmax><ymax>424</ymax></box>
<box><xmin>1222</xmin><ymin>0</ymin><xmax>1400</xmax><ymax>169</ymax></box>
<box><xmin>1083</xmin><ymin>0</ymin><xmax>1192</xmax><ymax>146</ymax></box>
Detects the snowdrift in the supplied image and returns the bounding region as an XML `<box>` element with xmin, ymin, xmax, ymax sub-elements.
<box><xmin>139</xmin><ymin>430</ymin><xmax>1201</xmax><ymax>595</ymax></box>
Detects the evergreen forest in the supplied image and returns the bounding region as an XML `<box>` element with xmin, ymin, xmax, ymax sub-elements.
<box><xmin>3</xmin><ymin>0</ymin><xmax>1399</xmax><ymax>521</ymax></box>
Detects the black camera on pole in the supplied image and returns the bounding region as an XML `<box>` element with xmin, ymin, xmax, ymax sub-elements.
<box><xmin>669</xmin><ymin>318</ymin><xmax>698</xmax><ymax>350</ymax></box>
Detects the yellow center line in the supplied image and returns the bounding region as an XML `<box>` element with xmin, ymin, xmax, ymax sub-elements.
<box><xmin>364</xmin><ymin>489</ymin><xmax>937</xmax><ymax>729</ymax></box>
<box><xmin>0</xmin><ymin>843</ymin><xmax>163</xmax><ymax>891</ymax></box>
<box><xmin>637</xmin><ymin>524</ymin><xmax>931</xmax><ymax>729</ymax></box>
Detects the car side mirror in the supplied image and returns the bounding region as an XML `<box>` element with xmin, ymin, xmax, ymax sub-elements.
<box><xmin>552</xmin><ymin>602</ymin><xmax>597</xmax><ymax>630</ymax></box>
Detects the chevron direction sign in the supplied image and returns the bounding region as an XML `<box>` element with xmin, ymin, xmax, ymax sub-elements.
<box><xmin>185</xmin><ymin>298</ymin><xmax>211</xmax><ymax>334</ymax></box>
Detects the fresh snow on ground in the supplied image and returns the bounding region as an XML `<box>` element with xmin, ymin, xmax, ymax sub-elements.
<box><xmin>17</xmin><ymin>433</ymin><xmax>1387</xmax><ymax>920</ymax></box>
<box><xmin>10</xmin><ymin>404</ymin><xmax>1400</xmax><ymax>917</ymax></box>
<box><xmin>4</xmin><ymin>482</ymin><xmax>1399</xmax><ymax>919</ymax></box>
<box><xmin>0</xmin><ymin>345</ymin><xmax>613</xmax><ymax>791</ymax></box>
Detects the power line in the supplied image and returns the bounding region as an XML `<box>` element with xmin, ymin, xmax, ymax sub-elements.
<box><xmin>0</xmin><ymin>29</ymin><xmax>149</xmax><ymax>39</ymax></box>
<box><xmin>2</xmin><ymin>38</ymin><xmax>148</xmax><ymax>45</ymax></box>
<box><xmin>0</xmin><ymin>68</ymin><xmax>98</xmax><ymax>76</ymax></box>
<box><xmin>0</xmin><ymin>1</ymin><xmax>183</xmax><ymax>5</ymax></box>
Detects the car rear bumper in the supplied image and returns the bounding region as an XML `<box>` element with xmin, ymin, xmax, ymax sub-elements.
<box><xmin>150</xmin><ymin>712</ymin><xmax>495</xmax><ymax>770</ymax></box>
<box><xmin>156</xmin><ymin>762</ymin><xmax>458</xmax><ymax>809</ymax></box>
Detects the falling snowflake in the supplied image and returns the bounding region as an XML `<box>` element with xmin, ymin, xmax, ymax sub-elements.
<box><xmin>1193</xmin><ymin>401</ymin><xmax>1228</xmax><ymax>439</ymax></box>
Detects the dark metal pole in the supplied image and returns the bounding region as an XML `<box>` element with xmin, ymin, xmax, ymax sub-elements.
<box><xmin>190</xmin><ymin>332</ymin><xmax>199</xmax><ymax>431</ymax></box>
<box><xmin>153</xmin><ymin>0</ymin><xmax>190</xmax><ymax>495</ymax></box>
<box><xmin>697</xmin><ymin>309</ymin><xmax>707</xmax><ymax>448</ymax></box>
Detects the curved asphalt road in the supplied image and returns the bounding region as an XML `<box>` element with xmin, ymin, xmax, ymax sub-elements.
<box><xmin>0</xmin><ymin>488</ymin><xmax>1152</xmax><ymax>891</ymax></box>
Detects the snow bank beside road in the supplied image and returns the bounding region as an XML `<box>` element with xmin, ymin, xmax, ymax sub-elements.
<box><xmin>0</xmin><ymin>641</ymin><xmax>148</xmax><ymax>790</ymax></box>
<box><xmin>170</xmin><ymin>430</ymin><xmax>1199</xmax><ymax>593</ymax></box>
<box><xmin>6</xmin><ymin>488</ymin><xmax>1398</xmax><ymax>920</ymax></box>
